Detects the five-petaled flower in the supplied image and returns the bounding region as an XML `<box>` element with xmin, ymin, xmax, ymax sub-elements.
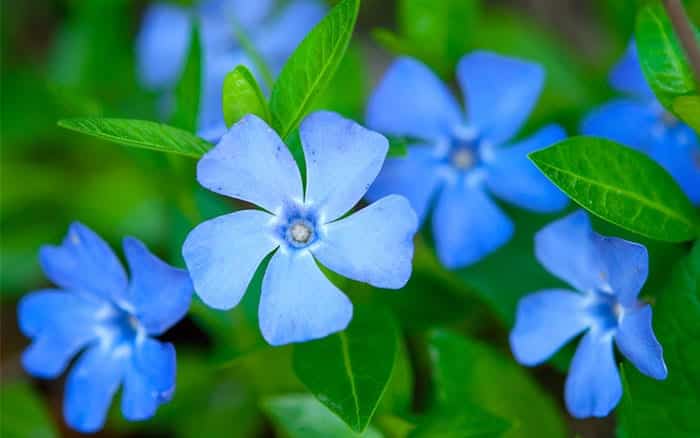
<box><xmin>183</xmin><ymin>111</ymin><xmax>418</xmax><ymax>346</ymax></box>
<box><xmin>510</xmin><ymin>211</ymin><xmax>667</xmax><ymax>419</ymax></box>
<box><xmin>18</xmin><ymin>223</ymin><xmax>192</xmax><ymax>433</ymax></box>
<box><xmin>136</xmin><ymin>0</ymin><xmax>325</xmax><ymax>141</ymax></box>
<box><xmin>365</xmin><ymin>52</ymin><xmax>568</xmax><ymax>269</ymax></box>
<box><xmin>581</xmin><ymin>42</ymin><xmax>700</xmax><ymax>204</ymax></box>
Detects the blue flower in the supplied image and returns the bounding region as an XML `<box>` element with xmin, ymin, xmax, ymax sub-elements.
<box><xmin>182</xmin><ymin>111</ymin><xmax>418</xmax><ymax>346</ymax></box>
<box><xmin>18</xmin><ymin>223</ymin><xmax>192</xmax><ymax>433</ymax></box>
<box><xmin>365</xmin><ymin>53</ymin><xmax>568</xmax><ymax>269</ymax></box>
<box><xmin>510</xmin><ymin>211</ymin><xmax>667</xmax><ymax>419</ymax></box>
<box><xmin>581</xmin><ymin>42</ymin><xmax>700</xmax><ymax>204</ymax></box>
<box><xmin>136</xmin><ymin>0</ymin><xmax>326</xmax><ymax>141</ymax></box>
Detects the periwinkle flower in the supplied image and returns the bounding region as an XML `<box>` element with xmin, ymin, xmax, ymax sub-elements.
<box><xmin>365</xmin><ymin>53</ymin><xmax>568</xmax><ymax>269</ymax></box>
<box><xmin>18</xmin><ymin>223</ymin><xmax>192</xmax><ymax>433</ymax></box>
<box><xmin>182</xmin><ymin>111</ymin><xmax>418</xmax><ymax>346</ymax></box>
<box><xmin>510</xmin><ymin>211</ymin><xmax>667</xmax><ymax>419</ymax></box>
<box><xmin>581</xmin><ymin>42</ymin><xmax>700</xmax><ymax>204</ymax></box>
<box><xmin>136</xmin><ymin>0</ymin><xmax>326</xmax><ymax>141</ymax></box>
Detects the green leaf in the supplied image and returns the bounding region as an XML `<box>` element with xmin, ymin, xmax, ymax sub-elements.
<box><xmin>263</xmin><ymin>395</ymin><xmax>384</xmax><ymax>438</ymax></box>
<box><xmin>428</xmin><ymin>330</ymin><xmax>568</xmax><ymax>438</ymax></box>
<box><xmin>0</xmin><ymin>381</ymin><xmax>57</xmax><ymax>438</ymax></box>
<box><xmin>410</xmin><ymin>405</ymin><xmax>510</xmax><ymax>438</ymax></box>
<box><xmin>387</xmin><ymin>136</ymin><xmax>409</xmax><ymax>157</ymax></box>
<box><xmin>672</xmin><ymin>94</ymin><xmax>700</xmax><ymax>132</ymax></box>
<box><xmin>269</xmin><ymin>0</ymin><xmax>360</xmax><ymax>138</ymax></box>
<box><xmin>58</xmin><ymin>118</ymin><xmax>212</xmax><ymax>158</ymax></box>
<box><xmin>293</xmin><ymin>305</ymin><xmax>399</xmax><ymax>433</ymax></box>
<box><xmin>529</xmin><ymin>136</ymin><xmax>699</xmax><ymax>242</ymax></box>
<box><xmin>170</xmin><ymin>25</ymin><xmax>202</xmax><ymax>132</ymax></box>
<box><xmin>222</xmin><ymin>65</ymin><xmax>270</xmax><ymax>127</ymax></box>
<box><xmin>618</xmin><ymin>242</ymin><xmax>700</xmax><ymax>438</ymax></box>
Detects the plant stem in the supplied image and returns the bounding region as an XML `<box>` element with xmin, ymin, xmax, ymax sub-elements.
<box><xmin>663</xmin><ymin>0</ymin><xmax>700</xmax><ymax>84</ymax></box>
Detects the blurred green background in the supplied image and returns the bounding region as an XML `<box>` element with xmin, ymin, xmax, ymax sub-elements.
<box><xmin>1</xmin><ymin>0</ymin><xmax>686</xmax><ymax>436</ymax></box>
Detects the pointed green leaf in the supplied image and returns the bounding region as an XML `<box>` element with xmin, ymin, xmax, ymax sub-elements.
<box><xmin>170</xmin><ymin>25</ymin><xmax>202</xmax><ymax>132</ymax></box>
<box><xmin>293</xmin><ymin>305</ymin><xmax>399</xmax><ymax>433</ymax></box>
<box><xmin>269</xmin><ymin>0</ymin><xmax>360</xmax><ymax>138</ymax></box>
<box><xmin>58</xmin><ymin>118</ymin><xmax>211</xmax><ymax>158</ymax></box>
<box><xmin>410</xmin><ymin>405</ymin><xmax>510</xmax><ymax>438</ymax></box>
<box><xmin>529</xmin><ymin>136</ymin><xmax>699</xmax><ymax>242</ymax></box>
<box><xmin>222</xmin><ymin>65</ymin><xmax>270</xmax><ymax>128</ymax></box>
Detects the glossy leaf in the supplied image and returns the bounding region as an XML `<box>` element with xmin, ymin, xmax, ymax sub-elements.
<box><xmin>530</xmin><ymin>136</ymin><xmax>699</xmax><ymax>241</ymax></box>
<box><xmin>618</xmin><ymin>242</ymin><xmax>700</xmax><ymax>438</ymax></box>
<box><xmin>222</xmin><ymin>65</ymin><xmax>270</xmax><ymax>128</ymax></box>
<box><xmin>58</xmin><ymin>118</ymin><xmax>212</xmax><ymax>158</ymax></box>
<box><xmin>293</xmin><ymin>305</ymin><xmax>399</xmax><ymax>433</ymax></box>
<box><xmin>0</xmin><ymin>381</ymin><xmax>57</xmax><ymax>438</ymax></box>
<box><xmin>269</xmin><ymin>0</ymin><xmax>360</xmax><ymax>138</ymax></box>
<box><xmin>672</xmin><ymin>94</ymin><xmax>700</xmax><ymax>132</ymax></box>
<box><xmin>428</xmin><ymin>330</ymin><xmax>568</xmax><ymax>438</ymax></box>
<box><xmin>410</xmin><ymin>405</ymin><xmax>510</xmax><ymax>438</ymax></box>
<box><xmin>170</xmin><ymin>25</ymin><xmax>202</xmax><ymax>132</ymax></box>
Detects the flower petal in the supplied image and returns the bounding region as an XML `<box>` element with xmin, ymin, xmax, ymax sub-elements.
<box><xmin>121</xmin><ymin>339</ymin><xmax>176</xmax><ymax>421</ymax></box>
<box><xmin>136</xmin><ymin>3</ymin><xmax>191</xmax><ymax>90</ymax></box>
<box><xmin>616</xmin><ymin>305</ymin><xmax>667</xmax><ymax>380</ymax></box>
<box><xmin>312</xmin><ymin>195</ymin><xmax>417</xmax><ymax>289</ymax></box>
<box><xmin>39</xmin><ymin>222</ymin><xmax>128</xmax><ymax>305</ymax></box>
<box><xmin>485</xmin><ymin>124</ymin><xmax>568</xmax><ymax>212</ymax></box>
<box><xmin>535</xmin><ymin>211</ymin><xmax>603</xmax><ymax>293</ymax></box>
<box><xmin>565</xmin><ymin>330</ymin><xmax>622</xmax><ymax>418</ymax></box>
<box><xmin>510</xmin><ymin>289</ymin><xmax>589</xmax><ymax>366</ymax></box>
<box><xmin>259</xmin><ymin>250</ymin><xmax>352</xmax><ymax>345</ymax></box>
<box><xmin>18</xmin><ymin>290</ymin><xmax>102</xmax><ymax>378</ymax></box>
<box><xmin>365</xmin><ymin>146</ymin><xmax>444</xmax><ymax>224</ymax></box>
<box><xmin>457</xmin><ymin>51</ymin><xmax>544</xmax><ymax>145</ymax></box>
<box><xmin>609</xmin><ymin>42</ymin><xmax>654</xmax><ymax>99</ymax></box>
<box><xmin>64</xmin><ymin>345</ymin><xmax>128</xmax><ymax>433</ymax></box>
<box><xmin>123</xmin><ymin>238</ymin><xmax>192</xmax><ymax>336</ymax></box>
<box><xmin>592</xmin><ymin>235</ymin><xmax>648</xmax><ymax>306</ymax></box>
<box><xmin>366</xmin><ymin>57</ymin><xmax>462</xmax><ymax>141</ymax></box>
<box><xmin>647</xmin><ymin>127</ymin><xmax>700</xmax><ymax>205</ymax></box>
<box><xmin>432</xmin><ymin>183</ymin><xmax>514</xmax><ymax>269</ymax></box>
<box><xmin>580</xmin><ymin>99</ymin><xmax>657</xmax><ymax>149</ymax></box>
<box><xmin>197</xmin><ymin>115</ymin><xmax>304</xmax><ymax>212</ymax></box>
<box><xmin>183</xmin><ymin>210</ymin><xmax>278</xmax><ymax>310</ymax></box>
<box><xmin>301</xmin><ymin>111</ymin><xmax>389</xmax><ymax>221</ymax></box>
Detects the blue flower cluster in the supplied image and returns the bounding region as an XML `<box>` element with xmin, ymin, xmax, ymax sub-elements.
<box><xmin>19</xmin><ymin>3</ymin><xmax>681</xmax><ymax>432</ymax></box>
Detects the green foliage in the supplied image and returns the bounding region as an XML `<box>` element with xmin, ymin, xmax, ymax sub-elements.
<box><xmin>636</xmin><ymin>3</ymin><xmax>700</xmax><ymax>132</ymax></box>
<box><xmin>409</xmin><ymin>405</ymin><xmax>510</xmax><ymax>438</ymax></box>
<box><xmin>170</xmin><ymin>26</ymin><xmax>202</xmax><ymax>132</ymax></box>
<box><xmin>0</xmin><ymin>381</ymin><xmax>57</xmax><ymax>438</ymax></box>
<box><xmin>618</xmin><ymin>241</ymin><xmax>700</xmax><ymax>438</ymax></box>
<box><xmin>58</xmin><ymin>118</ymin><xmax>212</xmax><ymax>158</ymax></box>
<box><xmin>428</xmin><ymin>330</ymin><xmax>568</xmax><ymax>438</ymax></box>
<box><xmin>222</xmin><ymin>65</ymin><xmax>271</xmax><ymax>127</ymax></box>
<box><xmin>530</xmin><ymin>136</ymin><xmax>700</xmax><ymax>242</ymax></box>
<box><xmin>269</xmin><ymin>0</ymin><xmax>360</xmax><ymax>138</ymax></box>
<box><xmin>293</xmin><ymin>305</ymin><xmax>399</xmax><ymax>433</ymax></box>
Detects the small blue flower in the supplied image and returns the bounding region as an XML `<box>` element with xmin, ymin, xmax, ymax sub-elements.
<box><xmin>581</xmin><ymin>42</ymin><xmax>700</xmax><ymax>204</ymax></box>
<box><xmin>510</xmin><ymin>211</ymin><xmax>667</xmax><ymax>419</ymax></box>
<box><xmin>182</xmin><ymin>111</ymin><xmax>418</xmax><ymax>346</ymax></box>
<box><xmin>18</xmin><ymin>223</ymin><xmax>192</xmax><ymax>433</ymax></box>
<box><xmin>365</xmin><ymin>53</ymin><xmax>568</xmax><ymax>269</ymax></box>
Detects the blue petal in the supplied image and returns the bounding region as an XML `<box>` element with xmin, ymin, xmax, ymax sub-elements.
<box><xmin>312</xmin><ymin>195</ymin><xmax>417</xmax><ymax>289</ymax></box>
<box><xmin>565</xmin><ymin>330</ymin><xmax>622</xmax><ymax>418</ymax></box>
<box><xmin>183</xmin><ymin>210</ymin><xmax>278</xmax><ymax>310</ymax></box>
<box><xmin>64</xmin><ymin>345</ymin><xmax>128</xmax><ymax>433</ymax></box>
<box><xmin>39</xmin><ymin>222</ymin><xmax>128</xmax><ymax>305</ymax></box>
<box><xmin>365</xmin><ymin>145</ymin><xmax>444</xmax><ymax>224</ymax></box>
<box><xmin>136</xmin><ymin>3</ymin><xmax>192</xmax><ymax>90</ymax></box>
<box><xmin>647</xmin><ymin>126</ymin><xmax>700</xmax><ymax>204</ymax></box>
<box><xmin>535</xmin><ymin>211</ymin><xmax>604</xmax><ymax>293</ymax></box>
<box><xmin>609</xmin><ymin>42</ymin><xmax>654</xmax><ymax>99</ymax></box>
<box><xmin>485</xmin><ymin>124</ymin><xmax>568</xmax><ymax>212</ymax></box>
<box><xmin>366</xmin><ymin>57</ymin><xmax>462</xmax><ymax>141</ymax></box>
<box><xmin>592</xmin><ymin>235</ymin><xmax>648</xmax><ymax>306</ymax></box>
<box><xmin>121</xmin><ymin>339</ymin><xmax>176</xmax><ymax>421</ymax></box>
<box><xmin>123</xmin><ymin>237</ymin><xmax>192</xmax><ymax>336</ymax></box>
<box><xmin>457</xmin><ymin>51</ymin><xmax>544</xmax><ymax>145</ymax></box>
<box><xmin>615</xmin><ymin>305</ymin><xmax>667</xmax><ymax>380</ymax></box>
<box><xmin>510</xmin><ymin>289</ymin><xmax>589</xmax><ymax>366</ymax></box>
<box><xmin>301</xmin><ymin>111</ymin><xmax>389</xmax><ymax>221</ymax></box>
<box><xmin>18</xmin><ymin>290</ymin><xmax>102</xmax><ymax>378</ymax></box>
<box><xmin>199</xmin><ymin>0</ymin><xmax>273</xmax><ymax>42</ymax></box>
<box><xmin>580</xmin><ymin>99</ymin><xmax>657</xmax><ymax>149</ymax></box>
<box><xmin>259</xmin><ymin>250</ymin><xmax>352</xmax><ymax>345</ymax></box>
<box><xmin>432</xmin><ymin>183</ymin><xmax>514</xmax><ymax>269</ymax></box>
<box><xmin>197</xmin><ymin>115</ymin><xmax>304</xmax><ymax>212</ymax></box>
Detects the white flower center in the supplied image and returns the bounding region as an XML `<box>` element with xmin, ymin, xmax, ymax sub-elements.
<box><xmin>289</xmin><ymin>221</ymin><xmax>312</xmax><ymax>244</ymax></box>
<box><xmin>451</xmin><ymin>148</ymin><xmax>475</xmax><ymax>170</ymax></box>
